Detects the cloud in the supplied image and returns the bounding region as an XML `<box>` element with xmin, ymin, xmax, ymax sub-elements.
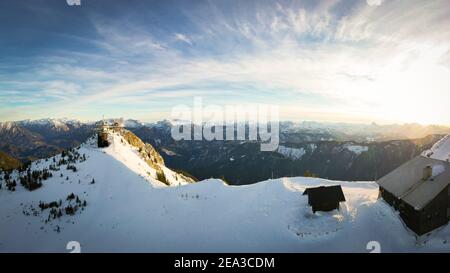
<box><xmin>174</xmin><ymin>33</ymin><xmax>193</xmax><ymax>45</ymax></box>
<box><xmin>366</xmin><ymin>0</ymin><xmax>384</xmax><ymax>6</ymax></box>
<box><xmin>92</xmin><ymin>21</ymin><xmax>168</xmax><ymax>56</ymax></box>
<box><xmin>1</xmin><ymin>0</ymin><xmax>450</xmax><ymax>125</ymax></box>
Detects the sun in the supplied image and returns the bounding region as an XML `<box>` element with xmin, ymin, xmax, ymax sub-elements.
<box><xmin>334</xmin><ymin>44</ymin><xmax>450</xmax><ymax>126</ymax></box>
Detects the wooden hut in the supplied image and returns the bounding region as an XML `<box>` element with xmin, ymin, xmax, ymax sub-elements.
<box><xmin>303</xmin><ymin>185</ymin><xmax>346</xmax><ymax>213</ymax></box>
<box><xmin>377</xmin><ymin>156</ymin><xmax>450</xmax><ymax>235</ymax></box>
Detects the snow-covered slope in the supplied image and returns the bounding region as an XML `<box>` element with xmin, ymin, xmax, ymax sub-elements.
<box><xmin>1</xmin><ymin>133</ymin><xmax>450</xmax><ymax>252</ymax></box>
<box><xmin>423</xmin><ymin>134</ymin><xmax>450</xmax><ymax>162</ymax></box>
<box><xmin>101</xmin><ymin>131</ymin><xmax>194</xmax><ymax>186</ymax></box>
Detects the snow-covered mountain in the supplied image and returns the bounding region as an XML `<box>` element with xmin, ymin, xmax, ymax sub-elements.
<box><xmin>16</xmin><ymin>118</ymin><xmax>85</xmax><ymax>131</ymax></box>
<box><xmin>423</xmin><ymin>134</ymin><xmax>450</xmax><ymax>162</ymax></box>
<box><xmin>1</xmin><ymin>130</ymin><xmax>450</xmax><ymax>252</ymax></box>
<box><xmin>0</xmin><ymin>119</ymin><xmax>95</xmax><ymax>162</ymax></box>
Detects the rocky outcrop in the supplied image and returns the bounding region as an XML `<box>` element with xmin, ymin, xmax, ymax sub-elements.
<box><xmin>121</xmin><ymin>130</ymin><xmax>165</xmax><ymax>170</ymax></box>
<box><xmin>120</xmin><ymin>130</ymin><xmax>196</xmax><ymax>184</ymax></box>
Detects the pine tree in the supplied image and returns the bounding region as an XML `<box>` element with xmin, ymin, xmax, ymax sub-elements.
<box><xmin>67</xmin><ymin>193</ymin><xmax>75</xmax><ymax>200</ymax></box>
<box><xmin>65</xmin><ymin>205</ymin><xmax>74</xmax><ymax>215</ymax></box>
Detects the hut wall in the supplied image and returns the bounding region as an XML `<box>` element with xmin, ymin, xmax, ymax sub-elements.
<box><xmin>312</xmin><ymin>202</ymin><xmax>339</xmax><ymax>213</ymax></box>
<box><xmin>380</xmin><ymin>188</ymin><xmax>399</xmax><ymax>209</ymax></box>
<box><xmin>380</xmin><ymin>186</ymin><xmax>450</xmax><ymax>236</ymax></box>
<box><xmin>417</xmin><ymin>186</ymin><xmax>449</xmax><ymax>235</ymax></box>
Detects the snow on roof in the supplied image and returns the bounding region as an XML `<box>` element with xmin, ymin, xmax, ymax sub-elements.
<box><xmin>432</xmin><ymin>164</ymin><xmax>446</xmax><ymax>177</ymax></box>
<box><xmin>377</xmin><ymin>156</ymin><xmax>450</xmax><ymax>210</ymax></box>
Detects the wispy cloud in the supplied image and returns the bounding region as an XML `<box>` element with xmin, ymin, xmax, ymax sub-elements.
<box><xmin>1</xmin><ymin>0</ymin><xmax>449</xmax><ymax>124</ymax></box>
<box><xmin>174</xmin><ymin>33</ymin><xmax>193</xmax><ymax>45</ymax></box>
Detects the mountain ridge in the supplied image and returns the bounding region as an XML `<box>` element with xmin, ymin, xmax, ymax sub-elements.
<box><xmin>1</xmin><ymin>118</ymin><xmax>449</xmax><ymax>184</ymax></box>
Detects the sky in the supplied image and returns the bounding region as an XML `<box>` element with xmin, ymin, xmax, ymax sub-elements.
<box><xmin>0</xmin><ymin>0</ymin><xmax>450</xmax><ymax>125</ymax></box>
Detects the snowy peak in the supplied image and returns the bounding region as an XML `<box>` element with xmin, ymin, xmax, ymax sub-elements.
<box><xmin>16</xmin><ymin>118</ymin><xmax>83</xmax><ymax>130</ymax></box>
<box><xmin>0</xmin><ymin>121</ymin><xmax>21</xmax><ymax>133</ymax></box>
<box><xmin>98</xmin><ymin>129</ymin><xmax>195</xmax><ymax>187</ymax></box>
<box><xmin>0</xmin><ymin>128</ymin><xmax>195</xmax><ymax>248</ymax></box>
<box><xmin>123</xmin><ymin>119</ymin><xmax>146</xmax><ymax>128</ymax></box>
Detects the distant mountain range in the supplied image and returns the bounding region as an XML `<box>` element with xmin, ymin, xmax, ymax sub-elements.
<box><xmin>0</xmin><ymin>119</ymin><xmax>94</xmax><ymax>163</ymax></box>
<box><xmin>134</xmin><ymin>125</ymin><xmax>445</xmax><ymax>184</ymax></box>
<box><xmin>0</xmin><ymin>118</ymin><xmax>449</xmax><ymax>184</ymax></box>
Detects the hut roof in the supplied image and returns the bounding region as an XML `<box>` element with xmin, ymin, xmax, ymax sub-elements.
<box><xmin>376</xmin><ymin>156</ymin><xmax>450</xmax><ymax>210</ymax></box>
<box><xmin>302</xmin><ymin>185</ymin><xmax>346</xmax><ymax>207</ymax></box>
